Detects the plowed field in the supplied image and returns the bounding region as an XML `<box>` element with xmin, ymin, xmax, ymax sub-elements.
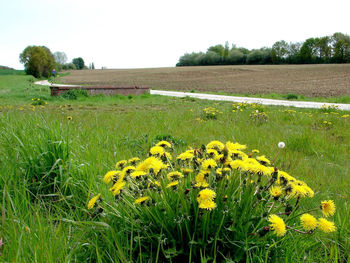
<box><xmin>59</xmin><ymin>64</ymin><xmax>350</xmax><ymax>97</ymax></box>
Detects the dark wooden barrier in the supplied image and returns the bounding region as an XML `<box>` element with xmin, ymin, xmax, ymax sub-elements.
<box><xmin>50</xmin><ymin>84</ymin><xmax>150</xmax><ymax>96</ymax></box>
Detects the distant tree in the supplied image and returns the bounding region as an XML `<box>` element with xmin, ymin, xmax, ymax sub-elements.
<box><xmin>72</xmin><ymin>57</ymin><xmax>85</xmax><ymax>70</ymax></box>
<box><xmin>53</xmin><ymin>51</ymin><xmax>68</xmax><ymax>65</ymax></box>
<box><xmin>246</xmin><ymin>50</ymin><xmax>264</xmax><ymax>64</ymax></box>
<box><xmin>198</xmin><ymin>51</ymin><xmax>221</xmax><ymax>65</ymax></box>
<box><xmin>314</xmin><ymin>36</ymin><xmax>331</xmax><ymax>62</ymax></box>
<box><xmin>299</xmin><ymin>38</ymin><xmax>317</xmax><ymax>63</ymax></box>
<box><xmin>19</xmin><ymin>45</ymin><xmax>55</xmax><ymax>78</ymax></box>
<box><xmin>286</xmin><ymin>42</ymin><xmax>302</xmax><ymax>63</ymax></box>
<box><xmin>271</xmin><ymin>40</ymin><xmax>289</xmax><ymax>64</ymax></box>
<box><xmin>62</xmin><ymin>63</ymin><xmax>77</xmax><ymax>70</ymax></box>
<box><xmin>91</xmin><ymin>62</ymin><xmax>95</xmax><ymax>69</ymax></box>
<box><xmin>331</xmin><ymin>32</ymin><xmax>350</xmax><ymax>63</ymax></box>
<box><xmin>226</xmin><ymin>50</ymin><xmax>244</xmax><ymax>64</ymax></box>
<box><xmin>207</xmin><ymin>44</ymin><xmax>225</xmax><ymax>57</ymax></box>
<box><xmin>176</xmin><ymin>52</ymin><xmax>203</xmax><ymax>66</ymax></box>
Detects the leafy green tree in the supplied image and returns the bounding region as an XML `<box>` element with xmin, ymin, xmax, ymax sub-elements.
<box><xmin>176</xmin><ymin>52</ymin><xmax>203</xmax><ymax>66</ymax></box>
<box><xmin>227</xmin><ymin>50</ymin><xmax>245</xmax><ymax>64</ymax></box>
<box><xmin>331</xmin><ymin>32</ymin><xmax>350</xmax><ymax>63</ymax></box>
<box><xmin>19</xmin><ymin>46</ymin><xmax>55</xmax><ymax>78</ymax></box>
<box><xmin>314</xmin><ymin>36</ymin><xmax>331</xmax><ymax>62</ymax></box>
<box><xmin>198</xmin><ymin>51</ymin><xmax>221</xmax><ymax>65</ymax></box>
<box><xmin>299</xmin><ymin>38</ymin><xmax>317</xmax><ymax>63</ymax></box>
<box><xmin>271</xmin><ymin>40</ymin><xmax>289</xmax><ymax>64</ymax></box>
<box><xmin>72</xmin><ymin>57</ymin><xmax>85</xmax><ymax>70</ymax></box>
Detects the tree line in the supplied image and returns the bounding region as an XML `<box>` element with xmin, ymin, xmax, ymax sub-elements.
<box><xmin>176</xmin><ymin>32</ymin><xmax>350</xmax><ymax>66</ymax></box>
<box><xmin>19</xmin><ymin>46</ymin><xmax>94</xmax><ymax>78</ymax></box>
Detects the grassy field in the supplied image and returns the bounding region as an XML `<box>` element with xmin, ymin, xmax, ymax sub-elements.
<box><xmin>1</xmin><ymin>69</ymin><xmax>350</xmax><ymax>262</ymax></box>
<box><xmin>58</xmin><ymin>64</ymin><xmax>350</xmax><ymax>100</ymax></box>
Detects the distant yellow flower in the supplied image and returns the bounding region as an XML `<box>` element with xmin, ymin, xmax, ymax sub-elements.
<box><xmin>318</xmin><ymin>218</ymin><xmax>336</xmax><ymax>233</ymax></box>
<box><xmin>87</xmin><ymin>193</ymin><xmax>101</xmax><ymax>209</ymax></box>
<box><xmin>252</xmin><ymin>149</ymin><xmax>259</xmax><ymax>153</ymax></box>
<box><xmin>67</xmin><ymin>116</ymin><xmax>72</xmax><ymax>121</ymax></box>
<box><xmin>269</xmin><ymin>186</ymin><xmax>283</xmax><ymax>198</ymax></box>
<box><xmin>300</xmin><ymin>214</ymin><xmax>318</xmax><ymax>231</ymax></box>
<box><xmin>115</xmin><ymin>160</ymin><xmax>127</xmax><ymax>169</ymax></box>
<box><xmin>341</xmin><ymin>114</ymin><xmax>349</xmax><ymax>118</ymax></box>
<box><xmin>321</xmin><ymin>200</ymin><xmax>336</xmax><ymax>217</ymax></box>
<box><xmin>268</xmin><ymin>214</ymin><xmax>287</xmax><ymax>237</ymax></box>
<box><xmin>134</xmin><ymin>196</ymin><xmax>150</xmax><ymax>204</ymax></box>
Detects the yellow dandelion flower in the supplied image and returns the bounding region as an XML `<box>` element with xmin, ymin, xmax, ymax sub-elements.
<box><xmin>256</xmin><ymin>155</ymin><xmax>271</xmax><ymax>165</ymax></box>
<box><xmin>318</xmin><ymin>218</ymin><xmax>336</xmax><ymax>233</ymax></box>
<box><xmin>197</xmin><ymin>188</ymin><xmax>216</xmax><ymax>202</ymax></box>
<box><xmin>268</xmin><ymin>214</ymin><xmax>287</xmax><ymax>237</ymax></box>
<box><xmin>134</xmin><ymin>196</ymin><xmax>150</xmax><ymax>204</ymax></box>
<box><xmin>269</xmin><ymin>186</ymin><xmax>283</xmax><ymax>198</ymax></box>
<box><xmin>321</xmin><ymin>200</ymin><xmax>336</xmax><ymax>217</ymax></box>
<box><xmin>135</xmin><ymin>157</ymin><xmax>166</xmax><ymax>175</ymax></box>
<box><xmin>206</xmin><ymin>149</ymin><xmax>219</xmax><ymax>159</ymax></box>
<box><xmin>181</xmin><ymin>168</ymin><xmax>193</xmax><ymax>174</ymax></box>
<box><xmin>156</xmin><ymin>140</ymin><xmax>172</xmax><ymax>148</ymax></box>
<box><xmin>103</xmin><ymin>170</ymin><xmax>121</xmax><ymax>184</ymax></box>
<box><xmin>67</xmin><ymin>116</ymin><xmax>73</xmax><ymax>121</ymax></box>
<box><xmin>116</xmin><ymin>160</ymin><xmax>127</xmax><ymax>169</ymax></box>
<box><xmin>87</xmin><ymin>193</ymin><xmax>101</xmax><ymax>209</ymax></box>
<box><xmin>149</xmin><ymin>146</ymin><xmax>165</xmax><ymax>156</ymax></box>
<box><xmin>198</xmin><ymin>199</ymin><xmax>217</xmax><ymax>210</ymax></box>
<box><xmin>252</xmin><ymin>149</ymin><xmax>259</xmax><ymax>153</ymax></box>
<box><xmin>167</xmin><ymin>171</ymin><xmax>184</xmax><ymax>181</ymax></box>
<box><xmin>202</xmin><ymin>159</ymin><xmax>217</xmax><ymax>170</ymax></box>
<box><xmin>166</xmin><ymin>181</ymin><xmax>179</xmax><ymax>188</ymax></box>
<box><xmin>110</xmin><ymin>180</ymin><xmax>126</xmax><ymax>196</ymax></box>
<box><xmin>341</xmin><ymin>114</ymin><xmax>349</xmax><ymax>118</ymax></box>
<box><xmin>128</xmin><ymin>157</ymin><xmax>140</xmax><ymax>164</ymax></box>
<box><xmin>300</xmin><ymin>214</ymin><xmax>318</xmax><ymax>231</ymax></box>
<box><xmin>195</xmin><ymin>172</ymin><xmax>209</xmax><ymax>188</ymax></box>
<box><xmin>177</xmin><ymin>150</ymin><xmax>195</xmax><ymax>161</ymax></box>
<box><xmin>130</xmin><ymin>170</ymin><xmax>147</xmax><ymax>179</ymax></box>
<box><xmin>225</xmin><ymin>141</ymin><xmax>247</xmax><ymax>152</ymax></box>
<box><xmin>206</xmin><ymin>140</ymin><xmax>225</xmax><ymax>151</ymax></box>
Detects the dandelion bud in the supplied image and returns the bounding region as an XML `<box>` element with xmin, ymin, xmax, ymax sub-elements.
<box><xmin>278</xmin><ymin>142</ymin><xmax>285</xmax><ymax>149</ymax></box>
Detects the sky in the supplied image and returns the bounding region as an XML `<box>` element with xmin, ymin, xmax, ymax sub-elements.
<box><xmin>1</xmin><ymin>0</ymin><xmax>349</xmax><ymax>69</ymax></box>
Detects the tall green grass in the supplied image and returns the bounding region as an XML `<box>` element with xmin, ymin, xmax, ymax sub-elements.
<box><xmin>0</xmin><ymin>97</ymin><xmax>349</xmax><ymax>261</ymax></box>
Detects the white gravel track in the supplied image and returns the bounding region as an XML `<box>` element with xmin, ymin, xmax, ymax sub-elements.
<box><xmin>35</xmin><ymin>80</ymin><xmax>350</xmax><ymax>111</ymax></box>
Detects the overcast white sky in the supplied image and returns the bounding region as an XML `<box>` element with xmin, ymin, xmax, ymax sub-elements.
<box><xmin>1</xmin><ymin>0</ymin><xmax>349</xmax><ymax>69</ymax></box>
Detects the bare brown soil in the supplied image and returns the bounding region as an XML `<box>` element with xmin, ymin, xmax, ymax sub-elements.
<box><xmin>59</xmin><ymin>64</ymin><xmax>350</xmax><ymax>97</ymax></box>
